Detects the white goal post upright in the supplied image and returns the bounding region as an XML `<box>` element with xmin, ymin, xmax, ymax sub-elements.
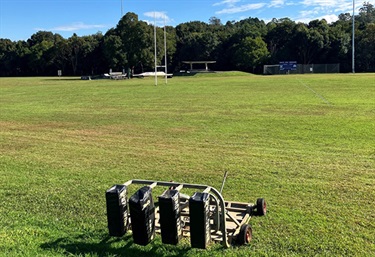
<box><xmin>154</xmin><ymin>12</ymin><xmax>158</xmax><ymax>86</ymax></box>
<box><xmin>164</xmin><ymin>15</ymin><xmax>168</xmax><ymax>84</ymax></box>
<box><xmin>153</xmin><ymin>12</ymin><xmax>168</xmax><ymax>86</ymax></box>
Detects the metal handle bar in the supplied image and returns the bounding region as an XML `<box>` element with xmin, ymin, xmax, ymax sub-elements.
<box><xmin>123</xmin><ymin>179</ymin><xmax>231</xmax><ymax>248</ymax></box>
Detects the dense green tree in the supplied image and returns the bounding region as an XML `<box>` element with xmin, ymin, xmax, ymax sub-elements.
<box><xmin>117</xmin><ymin>12</ymin><xmax>155</xmax><ymax>70</ymax></box>
<box><xmin>48</xmin><ymin>36</ymin><xmax>70</xmax><ymax>74</ymax></box>
<box><xmin>209</xmin><ymin>17</ymin><xmax>222</xmax><ymax>27</ymax></box>
<box><xmin>265</xmin><ymin>18</ymin><xmax>297</xmax><ymax>63</ymax></box>
<box><xmin>175</xmin><ymin>21</ymin><xmax>213</xmax><ymax>65</ymax></box>
<box><xmin>82</xmin><ymin>33</ymin><xmax>105</xmax><ymax>75</ymax></box>
<box><xmin>27</xmin><ymin>31</ymin><xmax>55</xmax><ymax>75</ymax></box>
<box><xmin>0</xmin><ymin>39</ymin><xmax>16</xmax><ymax>76</ymax></box>
<box><xmin>232</xmin><ymin>36</ymin><xmax>269</xmax><ymax>72</ymax></box>
<box><xmin>291</xmin><ymin>20</ymin><xmax>330</xmax><ymax>64</ymax></box>
<box><xmin>210</xmin><ymin>20</ymin><xmax>235</xmax><ymax>70</ymax></box>
<box><xmin>27</xmin><ymin>31</ymin><xmax>55</xmax><ymax>47</ymax></box>
<box><xmin>103</xmin><ymin>29</ymin><xmax>125</xmax><ymax>71</ymax></box>
<box><xmin>163</xmin><ymin>26</ymin><xmax>177</xmax><ymax>72</ymax></box>
<box><xmin>13</xmin><ymin>40</ymin><xmax>31</xmax><ymax>75</ymax></box>
<box><xmin>102</xmin><ymin>12</ymin><xmax>166</xmax><ymax>73</ymax></box>
<box><xmin>358</xmin><ymin>2</ymin><xmax>375</xmax><ymax>27</ymax></box>
<box><xmin>355</xmin><ymin>2</ymin><xmax>375</xmax><ymax>71</ymax></box>
<box><xmin>326</xmin><ymin>24</ymin><xmax>351</xmax><ymax>66</ymax></box>
<box><xmin>357</xmin><ymin>23</ymin><xmax>375</xmax><ymax>71</ymax></box>
<box><xmin>234</xmin><ymin>17</ymin><xmax>267</xmax><ymax>39</ymax></box>
<box><xmin>67</xmin><ymin>33</ymin><xmax>85</xmax><ymax>75</ymax></box>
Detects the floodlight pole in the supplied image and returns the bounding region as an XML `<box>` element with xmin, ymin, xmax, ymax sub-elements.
<box><xmin>154</xmin><ymin>13</ymin><xmax>158</xmax><ymax>86</ymax></box>
<box><xmin>352</xmin><ymin>0</ymin><xmax>355</xmax><ymax>73</ymax></box>
<box><xmin>164</xmin><ymin>16</ymin><xmax>168</xmax><ymax>84</ymax></box>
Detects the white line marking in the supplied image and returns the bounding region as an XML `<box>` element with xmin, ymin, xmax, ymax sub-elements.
<box><xmin>297</xmin><ymin>78</ymin><xmax>332</xmax><ymax>106</ymax></box>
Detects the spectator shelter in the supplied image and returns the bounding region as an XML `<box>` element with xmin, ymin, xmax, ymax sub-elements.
<box><xmin>182</xmin><ymin>61</ymin><xmax>216</xmax><ymax>72</ymax></box>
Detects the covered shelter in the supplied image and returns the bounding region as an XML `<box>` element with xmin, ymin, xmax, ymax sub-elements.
<box><xmin>182</xmin><ymin>61</ymin><xmax>216</xmax><ymax>72</ymax></box>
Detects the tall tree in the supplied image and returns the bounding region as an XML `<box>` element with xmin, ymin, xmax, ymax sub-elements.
<box><xmin>358</xmin><ymin>2</ymin><xmax>375</xmax><ymax>27</ymax></box>
<box><xmin>82</xmin><ymin>33</ymin><xmax>105</xmax><ymax>75</ymax></box>
<box><xmin>293</xmin><ymin>20</ymin><xmax>330</xmax><ymax>64</ymax></box>
<box><xmin>0</xmin><ymin>39</ymin><xmax>16</xmax><ymax>76</ymax></box>
<box><xmin>49</xmin><ymin>35</ymin><xmax>70</xmax><ymax>74</ymax></box>
<box><xmin>357</xmin><ymin>23</ymin><xmax>375</xmax><ymax>71</ymax></box>
<box><xmin>116</xmin><ymin>12</ymin><xmax>154</xmax><ymax>70</ymax></box>
<box><xmin>27</xmin><ymin>31</ymin><xmax>55</xmax><ymax>75</ymax></box>
<box><xmin>326</xmin><ymin>23</ymin><xmax>350</xmax><ymax>66</ymax></box>
<box><xmin>103</xmin><ymin>29</ymin><xmax>126</xmax><ymax>71</ymax></box>
<box><xmin>265</xmin><ymin>18</ymin><xmax>297</xmax><ymax>63</ymax></box>
<box><xmin>13</xmin><ymin>40</ymin><xmax>31</xmax><ymax>75</ymax></box>
<box><xmin>231</xmin><ymin>36</ymin><xmax>269</xmax><ymax>72</ymax></box>
<box><xmin>175</xmin><ymin>21</ymin><xmax>213</xmax><ymax>64</ymax></box>
<box><xmin>67</xmin><ymin>33</ymin><xmax>85</xmax><ymax>75</ymax></box>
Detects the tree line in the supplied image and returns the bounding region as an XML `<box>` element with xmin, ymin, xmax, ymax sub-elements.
<box><xmin>1</xmin><ymin>2</ymin><xmax>374</xmax><ymax>76</ymax></box>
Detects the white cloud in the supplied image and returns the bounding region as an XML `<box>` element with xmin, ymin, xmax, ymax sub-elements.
<box><xmin>295</xmin><ymin>0</ymin><xmax>359</xmax><ymax>23</ymax></box>
<box><xmin>42</xmin><ymin>22</ymin><xmax>107</xmax><ymax>32</ymax></box>
<box><xmin>216</xmin><ymin>0</ymin><xmax>375</xmax><ymax>25</ymax></box>
<box><xmin>216</xmin><ymin>3</ymin><xmax>267</xmax><ymax>14</ymax></box>
<box><xmin>270</xmin><ymin>0</ymin><xmax>285</xmax><ymax>7</ymax></box>
<box><xmin>318</xmin><ymin>14</ymin><xmax>339</xmax><ymax>23</ymax></box>
<box><xmin>144</xmin><ymin>11</ymin><xmax>168</xmax><ymax>20</ymax></box>
<box><xmin>334</xmin><ymin>3</ymin><xmax>355</xmax><ymax>14</ymax></box>
<box><xmin>295</xmin><ymin>5</ymin><xmax>341</xmax><ymax>24</ymax></box>
<box><xmin>143</xmin><ymin>11</ymin><xmax>173</xmax><ymax>25</ymax></box>
<box><xmin>213</xmin><ymin>0</ymin><xmax>241</xmax><ymax>7</ymax></box>
<box><xmin>301</xmin><ymin>0</ymin><xmax>337</xmax><ymax>7</ymax></box>
<box><xmin>295</xmin><ymin>13</ymin><xmax>338</xmax><ymax>23</ymax></box>
<box><xmin>299</xmin><ymin>8</ymin><xmax>320</xmax><ymax>18</ymax></box>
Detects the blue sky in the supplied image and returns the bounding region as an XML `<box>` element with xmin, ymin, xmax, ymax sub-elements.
<box><xmin>1</xmin><ymin>0</ymin><xmax>373</xmax><ymax>41</ymax></box>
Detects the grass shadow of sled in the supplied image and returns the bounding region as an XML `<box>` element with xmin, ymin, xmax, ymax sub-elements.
<box><xmin>40</xmin><ymin>232</ymin><xmax>191</xmax><ymax>257</ymax></box>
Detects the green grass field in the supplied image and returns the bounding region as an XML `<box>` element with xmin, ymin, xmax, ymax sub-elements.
<box><xmin>0</xmin><ymin>73</ymin><xmax>374</xmax><ymax>256</ymax></box>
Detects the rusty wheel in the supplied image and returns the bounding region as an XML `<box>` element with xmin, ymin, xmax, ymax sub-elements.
<box><xmin>237</xmin><ymin>224</ymin><xmax>252</xmax><ymax>245</ymax></box>
<box><xmin>256</xmin><ymin>198</ymin><xmax>266</xmax><ymax>216</ymax></box>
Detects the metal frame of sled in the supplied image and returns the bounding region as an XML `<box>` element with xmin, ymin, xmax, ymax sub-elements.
<box><xmin>106</xmin><ymin>175</ymin><xmax>266</xmax><ymax>249</ymax></box>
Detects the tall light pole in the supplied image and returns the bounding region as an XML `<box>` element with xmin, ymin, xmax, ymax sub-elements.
<box><xmin>352</xmin><ymin>0</ymin><xmax>355</xmax><ymax>73</ymax></box>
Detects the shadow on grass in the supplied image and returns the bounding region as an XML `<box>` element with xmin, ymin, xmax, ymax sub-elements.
<box><xmin>173</xmin><ymin>72</ymin><xmax>198</xmax><ymax>77</ymax></box>
<box><xmin>41</xmin><ymin>78</ymin><xmax>83</xmax><ymax>81</ymax></box>
<box><xmin>40</xmin><ymin>232</ymin><xmax>191</xmax><ymax>257</ymax></box>
<box><xmin>173</xmin><ymin>71</ymin><xmax>217</xmax><ymax>77</ymax></box>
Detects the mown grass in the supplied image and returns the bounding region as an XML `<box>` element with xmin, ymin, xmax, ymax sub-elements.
<box><xmin>0</xmin><ymin>73</ymin><xmax>374</xmax><ymax>256</ymax></box>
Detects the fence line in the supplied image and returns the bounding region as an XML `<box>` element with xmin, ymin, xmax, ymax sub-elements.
<box><xmin>264</xmin><ymin>63</ymin><xmax>340</xmax><ymax>75</ymax></box>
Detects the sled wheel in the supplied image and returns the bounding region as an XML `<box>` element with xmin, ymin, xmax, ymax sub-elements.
<box><xmin>256</xmin><ymin>198</ymin><xmax>267</xmax><ymax>216</ymax></box>
<box><xmin>237</xmin><ymin>224</ymin><xmax>252</xmax><ymax>245</ymax></box>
